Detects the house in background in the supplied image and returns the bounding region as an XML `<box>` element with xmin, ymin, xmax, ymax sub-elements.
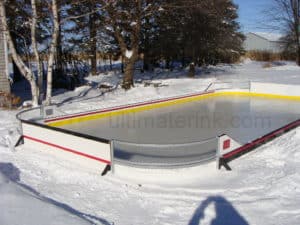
<box><xmin>244</xmin><ymin>32</ymin><xmax>283</xmax><ymax>53</ymax></box>
<box><xmin>0</xmin><ymin>18</ymin><xmax>10</xmax><ymax>93</ymax></box>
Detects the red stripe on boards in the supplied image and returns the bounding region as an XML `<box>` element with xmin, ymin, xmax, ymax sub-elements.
<box><xmin>223</xmin><ymin>119</ymin><xmax>300</xmax><ymax>159</ymax></box>
<box><xmin>23</xmin><ymin>135</ymin><xmax>111</xmax><ymax>165</ymax></box>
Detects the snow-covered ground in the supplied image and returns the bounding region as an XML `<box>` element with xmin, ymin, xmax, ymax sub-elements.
<box><xmin>1</xmin><ymin>60</ymin><xmax>300</xmax><ymax>225</ymax></box>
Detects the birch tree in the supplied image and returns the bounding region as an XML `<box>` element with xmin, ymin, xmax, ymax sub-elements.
<box><xmin>31</xmin><ymin>0</ymin><xmax>43</xmax><ymax>103</ymax></box>
<box><xmin>0</xmin><ymin>0</ymin><xmax>60</xmax><ymax>106</ymax></box>
<box><xmin>45</xmin><ymin>0</ymin><xmax>60</xmax><ymax>105</ymax></box>
<box><xmin>0</xmin><ymin>0</ymin><xmax>40</xmax><ymax>106</ymax></box>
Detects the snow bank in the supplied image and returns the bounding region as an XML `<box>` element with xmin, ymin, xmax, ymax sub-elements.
<box><xmin>268</xmin><ymin>64</ymin><xmax>300</xmax><ymax>71</ymax></box>
<box><xmin>0</xmin><ymin>167</ymin><xmax>92</xmax><ymax>225</ymax></box>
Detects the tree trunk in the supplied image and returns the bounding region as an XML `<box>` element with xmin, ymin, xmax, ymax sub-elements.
<box><xmin>56</xmin><ymin>8</ymin><xmax>64</xmax><ymax>78</ymax></box>
<box><xmin>109</xmin><ymin>54</ymin><xmax>113</xmax><ymax>70</ymax></box>
<box><xmin>12</xmin><ymin>61</ymin><xmax>22</xmax><ymax>82</ymax></box>
<box><xmin>291</xmin><ymin>0</ymin><xmax>300</xmax><ymax>66</ymax></box>
<box><xmin>31</xmin><ymin>0</ymin><xmax>43</xmax><ymax>104</ymax></box>
<box><xmin>89</xmin><ymin>9</ymin><xmax>97</xmax><ymax>75</ymax></box>
<box><xmin>297</xmin><ymin>45</ymin><xmax>300</xmax><ymax>66</ymax></box>
<box><xmin>166</xmin><ymin>58</ymin><xmax>170</xmax><ymax>70</ymax></box>
<box><xmin>122</xmin><ymin>58</ymin><xmax>135</xmax><ymax>90</ymax></box>
<box><xmin>181</xmin><ymin>47</ymin><xmax>185</xmax><ymax>69</ymax></box>
<box><xmin>188</xmin><ymin>62</ymin><xmax>195</xmax><ymax>77</ymax></box>
<box><xmin>45</xmin><ymin>0</ymin><xmax>60</xmax><ymax>105</ymax></box>
<box><xmin>90</xmin><ymin>50</ymin><xmax>97</xmax><ymax>75</ymax></box>
<box><xmin>121</xmin><ymin>56</ymin><xmax>125</xmax><ymax>73</ymax></box>
<box><xmin>108</xmin><ymin>0</ymin><xmax>141</xmax><ymax>90</ymax></box>
<box><xmin>29</xmin><ymin>79</ymin><xmax>39</xmax><ymax>106</ymax></box>
<box><xmin>143</xmin><ymin>17</ymin><xmax>150</xmax><ymax>72</ymax></box>
<box><xmin>143</xmin><ymin>54</ymin><xmax>149</xmax><ymax>72</ymax></box>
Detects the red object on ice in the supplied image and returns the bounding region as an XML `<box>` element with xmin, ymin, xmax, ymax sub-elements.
<box><xmin>223</xmin><ymin>139</ymin><xmax>231</xmax><ymax>150</ymax></box>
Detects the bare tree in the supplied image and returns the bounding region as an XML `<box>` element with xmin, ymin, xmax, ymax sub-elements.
<box><xmin>267</xmin><ymin>0</ymin><xmax>300</xmax><ymax>65</ymax></box>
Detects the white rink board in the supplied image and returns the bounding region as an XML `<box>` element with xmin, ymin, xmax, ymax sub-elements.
<box><xmin>22</xmin><ymin>122</ymin><xmax>111</xmax><ymax>173</ymax></box>
<box><xmin>251</xmin><ymin>82</ymin><xmax>300</xmax><ymax>96</ymax></box>
<box><xmin>218</xmin><ymin>134</ymin><xmax>242</xmax><ymax>156</ymax></box>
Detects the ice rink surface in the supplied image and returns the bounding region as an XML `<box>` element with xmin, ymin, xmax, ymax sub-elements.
<box><xmin>62</xmin><ymin>95</ymin><xmax>300</xmax><ymax>167</ymax></box>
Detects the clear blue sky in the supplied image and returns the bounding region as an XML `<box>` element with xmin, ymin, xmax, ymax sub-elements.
<box><xmin>233</xmin><ymin>0</ymin><xmax>273</xmax><ymax>32</ymax></box>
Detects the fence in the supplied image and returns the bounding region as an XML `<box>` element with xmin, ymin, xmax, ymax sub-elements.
<box><xmin>215</xmin><ymin>82</ymin><xmax>300</xmax><ymax>170</ymax></box>
<box><xmin>207</xmin><ymin>81</ymin><xmax>251</xmax><ymax>92</ymax></box>
<box><xmin>251</xmin><ymin>82</ymin><xmax>300</xmax><ymax>98</ymax></box>
<box><xmin>16</xmin><ymin>81</ymin><xmax>300</xmax><ymax>172</ymax></box>
<box><xmin>17</xmin><ymin>109</ymin><xmax>113</xmax><ymax>175</ymax></box>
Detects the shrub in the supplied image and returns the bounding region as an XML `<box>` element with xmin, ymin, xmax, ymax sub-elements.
<box><xmin>0</xmin><ymin>92</ymin><xmax>21</xmax><ymax>109</ymax></box>
<box><xmin>262</xmin><ymin>62</ymin><xmax>273</xmax><ymax>68</ymax></box>
<box><xmin>245</xmin><ymin>51</ymin><xmax>280</xmax><ymax>61</ymax></box>
<box><xmin>245</xmin><ymin>50</ymin><xmax>297</xmax><ymax>62</ymax></box>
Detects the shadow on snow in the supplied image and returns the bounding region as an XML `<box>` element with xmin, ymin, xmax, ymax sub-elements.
<box><xmin>188</xmin><ymin>195</ymin><xmax>249</xmax><ymax>225</ymax></box>
<box><xmin>0</xmin><ymin>162</ymin><xmax>112</xmax><ymax>225</ymax></box>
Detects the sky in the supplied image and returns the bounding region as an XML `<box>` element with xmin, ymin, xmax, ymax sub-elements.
<box><xmin>233</xmin><ymin>0</ymin><xmax>274</xmax><ymax>33</ymax></box>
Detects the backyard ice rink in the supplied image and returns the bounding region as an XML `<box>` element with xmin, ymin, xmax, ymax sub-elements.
<box><xmin>1</xmin><ymin>60</ymin><xmax>300</xmax><ymax>225</ymax></box>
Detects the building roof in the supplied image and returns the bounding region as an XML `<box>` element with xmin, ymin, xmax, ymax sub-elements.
<box><xmin>248</xmin><ymin>32</ymin><xmax>282</xmax><ymax>42</ymax></box>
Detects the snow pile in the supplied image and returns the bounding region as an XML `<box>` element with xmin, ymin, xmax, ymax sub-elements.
<box><xmin>125</xmin><ymin>49</ymin><xmax>133</xmax><ymax>59</ymax></box>
<box><xmin>268</xmin><ymin>64</ymin><xmax>300</xmax><ymax>71</ymax></box>
<box><xmin>241</xmin><ymin>58</ymin><xmax>252</xmax><ymax>64</ymax></box>
<box><xmin>85</xmin><ymin>71</ymin><xmax>120</xmax><ymax>88</ymax></box>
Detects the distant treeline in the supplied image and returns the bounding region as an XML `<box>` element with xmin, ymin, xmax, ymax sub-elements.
<box><xmin>6</xmin><ymin>0</ymin><xmax>244</xmax><ymax>73</ymax></box>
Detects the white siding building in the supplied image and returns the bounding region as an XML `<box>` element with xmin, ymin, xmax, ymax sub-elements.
<box><xmin>244</xmin><ymin>32</ymin><xmax>283</xmax><ymax>53</ymax></box>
